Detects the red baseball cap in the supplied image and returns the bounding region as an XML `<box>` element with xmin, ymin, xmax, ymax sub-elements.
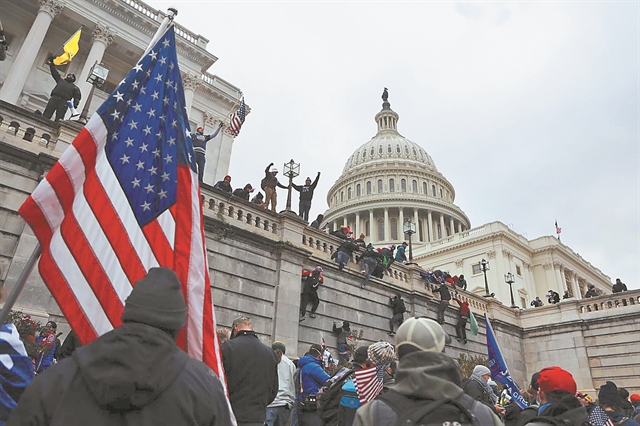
<box><xmin>630</xmin><ymin>394</ymin><xmax>640</xmax><ymax>404</ymax></box>
<box><xmin>537</xmin><ymin>366</ymin><xmax>577</xmax><ymax>395</ymax></box>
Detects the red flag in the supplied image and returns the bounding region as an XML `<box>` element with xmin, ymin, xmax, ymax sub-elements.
<box><xmin>17</xmin><ymin>27</ymin><xmax>226</xmax><ymax>389</ymax></box>
<box><xmin>353</xmin><ymin>365</ymin><xmax>384</xmax><ymax>403</ymax></box>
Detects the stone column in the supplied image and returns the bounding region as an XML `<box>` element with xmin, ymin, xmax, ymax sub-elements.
<box><xmin>181</xmin><ymin>71</ymin><xmax>202</xmax><ymax>115</ymax></box>
<box><xmin>332</xmin><ymin>220</ymin><xmax>338</xmax><ymax>232</ymax></box>
<box><xmin>355</xmin><ymin>211</ymin><xmax>360</xmax><ymax>237</ymax></box>
<box><xmin>383</xmin><ymin>207</ymin><xmax>389</xmax><ymax>241</ymax></box>
<box><xmin>553</xmin><ymin>262</ymin><xmax>564</xmax><ymax>292</ymax></box>
<box><xmin>413</xmin><ymin>208</ymin><xmax>419</xmax><ymax>242</ymax></box>
<box><xmin>458</xmin><ymin>222</ymin><xmax>463</xmax><ymax>233</ymax></box>
<box><xmin>0</xmin><ymin>0</ymin><xmax>65</xmax><ymax>103</ymax></box>
<box><xmin>450</xmin><ymin>217</ymin><xmax>455</xmax><ymax>236</ymax></box>
<box><xmin>398</xmin><ymin>208</ymin><xmax>404</xmax><ymax>238</ymax></box>
<box><xmin>343</xmin><ymin>216</ymin><xmax>348</xmax><ymax>228</ymax></box>
<box><xmin>427</xmin><ymin>210</ymin><xmax>433</xmax><ymax>242</ymax></box>
<box><xmin>76</xmin><ymin>23</ymin><xmax>116</xmax><ymax>114</ymax></box>
<box><xmin>368</xmin><ymin>210</ymin><xmax>374</xmax><ymax>239</ymax></box>
<box><xmin>439</xmin><ymin>213</ymin><xmax>445</xmax><ymax>240</ymax></box>
<box><xmin>211</xmin><ymin>132</ymin><xmax>234</xmax><ymax>183</ymax></box>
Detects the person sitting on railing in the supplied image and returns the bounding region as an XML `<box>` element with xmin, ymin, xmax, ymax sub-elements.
<box><xmin>190</xmin><ymin>122</ymin><xmax>224</xmax><ymax>183</ymax></box>
<box><xmin>612</xmin><ymin>278</ymin><xmax>628</xmax><ymax>293</ymax></box>
<box><xmin>380</xmin><ymin>245</ymin><xmax>395</xmax><ymax>272</ymax></box>
<box><xmin>213</xmin><ymin>175</ymin><xmax>232</xmax><ymax>193</ymax></box>
<box><xmin>232</xmin><ymin>183</ymin><xmax>254</xmax><ymax>200</ymax></box>
<box><xmin>331</xmin><ymin>225</ymin><xmax>351</xmax><ymax>240</ymax></box>
<box><xmin>251</xmin><ymin>192</ymin><xmax>268</xmax><ymax>209</ymax></box>
<box><xmin>584</xmin><ymin>285</ymin><xmax>598</xmax><ymax>298</ymax></box>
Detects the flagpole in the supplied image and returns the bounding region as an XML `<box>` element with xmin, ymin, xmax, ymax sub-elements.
<box><xmin>0</xmin><ymin>243</ymin><xmax>42</xmax><ymax>325</ymax></box>
<box><xmin>143</xmin><ymin>8</ymin><xmax>177</xmax><ymax>57</ymax></box>
<box><xmin>222</xmin><ymin>95</ymin><xmax>243</xmax><ymax>123</ymax></box>
<box><xmin>52</xmin><ymin>25</ymin><xmax>83</xmax><ymax>57</ymax></box>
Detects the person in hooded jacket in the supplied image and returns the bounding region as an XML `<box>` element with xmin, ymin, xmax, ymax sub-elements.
<box><xmin>43</xmin><ymin>56</ymin><xmax>81</xmax><ymax>121</ymax></box>
<box><xmin>332</xmin><ymin>321</ymin><xmax>351</xmax><ymax>366</ymax></box>
<box><xmin>463</xmin><ymin>365</ymin><xmax>502</xmax><ymax>415</ymax></box>
<box><xmin>7</xmin><ymin>267</ymin><xmax>231</xmax><ymax>426</ymax></box>
<box><xmin>299</xmin><ymin>267</ymin><xmax>324</xmax><ymax>322</ymax></box>
<box><xmin>233</xmin><ymin>183</ymin><xmax>254</xmax><ymax>201</ymax></box>
<box><xmin>292</xmin><ymin>173</ymin><xmax>320</xmax><ymax>221</ymax></box>
<box><xmin>298</xmin><ymin>344</ymin><xmax>331</xmax><ymax>426</ymax></box>
<box><xmin>354</xmin><ymin>317</ymin><xmax>501</xmax><ymax>426</ymax></box>
<box><xmin>597</xmin><ymin>381</ymin><xmax>640</xmax><ymax>426</ymax></box>
<box><xmin>190</xmin><ymin>122</ymin><xmax>224</xmax><ymax>183</ymax></box>
<box><xmin>213</xmin><ymin>175</ymin><xmax>233</xmax><ymax>193</ymax></box>
<box><xmin>522</xmin><ymin>366</ymin><xmax>589</xmax><ymax>426</ymax></box>
<box><xmin>309</xmin><ymin>214</ymin><xmax>323</xmax><ymax>229</ymax></box>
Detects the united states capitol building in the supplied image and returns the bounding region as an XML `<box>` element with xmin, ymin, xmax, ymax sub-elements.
<box><xmin>1</xmin><ymin>0</ymin><xmax>638</xmax><ymax>395</ymax></box>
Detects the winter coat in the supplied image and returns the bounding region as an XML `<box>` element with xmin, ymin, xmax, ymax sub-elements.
<box><xmin>190</xmin><ymin>126</ymin><xmax>221</xmax><ymax>154</ymax></box>
<box><xmin>456</xmin><ymin>277</ymin><xmax>468</xmax><ymax>290</ymax></box>
<box><xmin>337</xmin><ymin>240</ymin><xmax>358</xmax><ymax>256</ymax></box>
<box><xmin>48</xmin><ymin>63</ymin><xmax>81</xmax><ymax>107</ymax></box>
<box><xmin>390</xmin><ymin>297</ymin><xmax>406</xmax><ymax>315</ymax></box>
<box><xmin>395</xmin><ymin>246</ymin><xmax>407</xmax><ymax>262</ymax></box>
<box><xmin>58</xmin><ymin>330</ymin><xmax>82</xmax><ymax>359</ymax></box>
<box><xmin>213</xmin><ymin>180</ymin><xmax>232</xmax><ymax>193</ymax></box>
<box><xmin>453</xmin><ymin>299</ymin><xmax>470</xmax><ymax>317</ymax></box>
<box><xmin>463</xmin><ymin>374</ymin><xmax>496</xmax><ymax>411</ymax></box>
<box><xmin>585</xmin><ymin>288</ymin><xmax>598</xmax><ymax>298</ymax></box>
<box><xmin>354</xmin><ymin>351</ymin><xmax>502</xmax><ymax>426</ymax></box>
<box><xmin>232</xmin><ymin>188</ymin><xmax>251</xmax><ymax>200</ymax></box>
<box><xmin>332</xmin><ymin>324</ymin><xmax>351</xmax><ymax>345</ymax></box>
<box><xmin>262</xmin><ymin>164</ymin><xmax>287</xmax><ymax>190</ymax></box>
<box><xmin>437</xmin><ymin>284</ymin><xmax>452</xmax><ymax>301</ymax></box>
<box><xmin>7</xmin><ymin>323</ymin><xmax>230</xmax><ymax>426</ymax></box>
<box><xmin>612</xmin><ymin>282</ymin><xmax>628</xmax><ymax>293</ymax></box>
<box><xmin>605</xmin><ymin>410</ymin><xmax>640</xmax><ymax>426</ymax></box>
<box><xmin>292</xmin><ymin>174</ymin><xmax>320</xmax><ymax>201</ymax></box>
<box><xmin>523</xmin><ymin>394</ymin><xmax>590</xmax><ymax>426</ymax></box>
<box><xmin>222</xmin><ymin>330</ymin><xmax>278</xmax><ymax>424</ymax></box>
<box><xmin>297</xmin><ymin>354</ymin><xmax>330</xmax><ymax>399</ymax></box>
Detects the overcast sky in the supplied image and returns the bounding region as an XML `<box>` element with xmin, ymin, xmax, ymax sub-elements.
<box><xmin>150</xmin><ymin>1</ymin><xmax>638</xmax><ymax>288</ymax></box>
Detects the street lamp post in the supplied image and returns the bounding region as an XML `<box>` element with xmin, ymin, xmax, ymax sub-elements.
<box><xmin>479</xmin><ymin>258</ymin><xmax>493</xmax><ymax>297</ymax></box>
<box><xmin>283</xmin><ymin>159</ymin><xmax>300</xmax><ymax>212</ymax></box>
<box><xmin>403</xmin><ymin>219</ymin><xmax>416</xmax><ymax>261</ymax></box>
<box><xmin>79</xmin><ymin>61</ymin><xmax>109</xmax><ymax>123</ymax></box>
<box><xmin>505</xmin><ymin>272</ymin><xmax>518</xmax><ymax>308</ymax></box>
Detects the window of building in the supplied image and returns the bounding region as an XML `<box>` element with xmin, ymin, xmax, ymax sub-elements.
<box><xmin>396</xmin><ymin>145</ymin><xmax>401</xmax><ymax>153</ymax></box>
<box><xmin>379</xmin><ymin>145</ymin><xmax>383</xmax><ymax>154</ymax></box>
<box><xmin>365</xmin><ymin>220</ymin><xmax>370</xmax><ymax>236</ymax></box>
<box><xmin>472</xmin><ymin>264</ymin><xmax>482</xmax><ymax>274</ymax></box>
<box><xmin>348</xmin><ymin>187</ymin><xmax>352</xmax><ymax>199</ymax></box>
<box><xmin>405</xmin><ymin>146</ymin><xmax>409</xmax><ymax>155</ymax></box>
<box><xmin>412</xmin><ymin>148</ymin><xmax>417</xmax><ymax>156</ymax></box>
<box><xmin>389</xmin><ymin>179</ymin><xmax>395</xmax><ymax>192</ymax></box>
<box><xmin>431</xmin><ymin>185</ymin><xmax>436</xmax><ymax>196</ymax></box>
<box><xmin>388</xmin><ymin>144</ymin><xmax>392</xmax><ymax>153</ymax></box>
<box><xmin>340</xmin><ymin>191</ymin><xmax>344</xmax><ymax>202</ymax></box>
<box><xmin>390</xmin><ymin>218</ymin><xmax>398</xmax><ymax>240</ymax></box>
<box><xmin>363</xmin><ymin>149</ymin><xmax>367</xmax><ymax>158</ymax></box>
<box><xmin>366</xmin><ymin>181</ymin><xmax>372</xmax><ymax>195</ymax></box>
<box><xmin>377</xmin><ymin>218</ymin><xmax>385</xmax><ymax>240</ymax></box>
<box><xmin>357</xmin><ymin>184</ymin><xmax>361</xmax><ymax>196</ymax></box>
<box><xmin>412</xmin><ymin>180</ymin><xmax>418</xmax><ymax>192</ymax></box>
<box><xmin>423</xmin><ymin>182</ymin><xmax>427</xmax><ymax>194</ymax></box>
<box><xmin>520</xmin><ymin>297</ymin><xmax>527</xmax><ymax>308</ymax></box>
<box><xmin>378</xmin><ymin>179</ymin><xmax>383</xmax><ymax>193</ymax></box>
<box><xmin>439</xmin><ymin>188</ymin><xmax>443</xmax><ymax>198</ymax></box>
<box><xmin>516</xmin><ymin>265</ymin><xmax>522</xmax><ymax>276</ymax></box>
<box><xmin>401</xmin><ymin>179</ymin><xmax>407</xmax><ymax>192</ymax></box>
<box><xmin>371</xmin><ymin>147</ymin><xmax>375</xmax><ymax>156</ymax></box>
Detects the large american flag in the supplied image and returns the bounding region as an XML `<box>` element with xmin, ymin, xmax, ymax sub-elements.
<box><xmin>353</xmin><ymin>365</ymin><xmax>384</xmax><ymax>404</ymax></box>
<box><xmin>18</xmin><ymin>27</ymin><xmax>225</xmax><ymax>385</ymax></box>
<box><xmin>227</xmin><ymin>97</ymin><xmax>245</xmax><ymax>136</ymax></box>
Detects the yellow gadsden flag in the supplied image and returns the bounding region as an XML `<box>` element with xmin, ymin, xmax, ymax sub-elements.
<box><xmin>53</xmin><ymin>27</ymin><xmax>82</xmax><ymax>66</ymax></box>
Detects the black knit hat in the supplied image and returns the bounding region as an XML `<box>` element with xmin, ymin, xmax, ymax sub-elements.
<box><xmin>353</xmin><ymin>346</ymin><xmax>369</xmax><ymax>363</ymax></box>
<box><xmin>121</xmin><ymin>267</ymin><xmax>186</xmax><ymax>331</ymax></box>
<box><xmin>599</xmin><ymin>381</ymin><xmax>624</xmax><ymax>407</ymax></box>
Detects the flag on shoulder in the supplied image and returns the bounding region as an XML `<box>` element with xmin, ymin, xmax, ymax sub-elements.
<box><xmin>485</xmin><ymin>314</ymin><xmax>528</xmax><ymax>409</ymax></box>
<box><xmin>353</xmin><ymin>365</ymin><xmax>384</xmax><ymax>403</ymax></box>
<box><xmin>53</xmin><ymin>26</ymin><xmax>82</xmax><ymax>66</ymax></box>
<box><xmin>18</xmin><ymin>27</ymin><xmax>225</xmax><ymax>387</ymax></box>
<box><xmin>227</xmin><ymin>97</ymin><xmax>246</xmax><ymax>136</ymax></box>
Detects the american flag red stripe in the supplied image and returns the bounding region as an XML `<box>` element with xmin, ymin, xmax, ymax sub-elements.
<box><xmin>353</xmin><ymin>365</ymin><xmax>384</xmax><ymax>404</ymax></box>
<box><xmin>18</xmin><ymin>28</ymin><xmax>228</xmax><ymax>400</ymax></box>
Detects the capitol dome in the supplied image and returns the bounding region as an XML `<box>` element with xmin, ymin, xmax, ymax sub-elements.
<box><xmin>323</xmin><ymin>94</ymin><xmax>470</xmax><ymax>250</ymax></box>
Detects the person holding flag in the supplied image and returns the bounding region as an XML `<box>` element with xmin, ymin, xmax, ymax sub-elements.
<box><xmin>42</xmin><ymin>54</ymin><xmax>81</xmax><ymax>121</ymax></box>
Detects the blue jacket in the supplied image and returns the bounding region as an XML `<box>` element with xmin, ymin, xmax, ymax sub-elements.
<box><xmin>395</xmin><ymin>246</ymin><xmax>407</xmax><ymax>262</ymax></box>
<box><xmin>298</xmin><ymin>354</ymin><xmax>330</xmax><ymax>399</ymax></box>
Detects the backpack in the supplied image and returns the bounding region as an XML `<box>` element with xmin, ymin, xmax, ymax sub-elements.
<box><xmin>398</xmin><ymin>299</ymin><xmax>407</xmax><ymax>314</ymax></box>
<box><xmin>339</xmin><ymin>379</ymin><xmax>360</xmax><ymax>426</ymax></box>
<box><xmin>260</xmin><ymin>177</ymin><xmax>267</xmax><ymax>190</ymax></box>
<box><xmin>377</xmin><ymin>389</ymin><xmax>492</xmax><ymax>426</ymax></box>
<box><xmin>317</xmin><ymin>367</ymin><xmax>355</xmax><ymax>425</ymax></box>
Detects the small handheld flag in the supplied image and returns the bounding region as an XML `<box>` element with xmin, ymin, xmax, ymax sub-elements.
<box><xmin>227</xmin><ymin>97</ymin><xmax>246</xmax><ymax>136</ymax></box>
<box><xmin>53</xmin><ymin>27</ymin><xmax>82</xmax><ymax>66</ymax></box>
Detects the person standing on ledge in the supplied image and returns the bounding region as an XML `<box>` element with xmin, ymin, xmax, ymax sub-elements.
<box><xmin>261</xmin><ymin>163</ymin><xmax>288</xmax><ymax>212</ymax></box>
<box><xmin>292</xmin><ymin>173</ymin><xmax>320</xmax><ymax>222</ymax></box>
<box><xmin>43</xmin><ymin>55</ymin><xmax>81</xmax><ymax>121</ymax></box>
<box><xmin>190</xmin><ymin>122</ymin><xmax>224</xmax><ymax>184</ymax></box>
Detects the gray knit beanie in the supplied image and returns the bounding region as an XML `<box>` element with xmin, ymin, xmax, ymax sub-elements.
<box><xmin>121</xmin><ymin>267</ymin><xmax>186</xmax><ymax>331</ymax></box>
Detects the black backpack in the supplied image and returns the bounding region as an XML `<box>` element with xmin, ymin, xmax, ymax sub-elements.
<box><xmin>377</xmin><ymin>389</ymin><xmax>492</xmax><ymax>426</ymax></box>
<box><xmin>317</xmin><ymin>367</ymin><xmax>355</xmax><ymax>425</ymax></box>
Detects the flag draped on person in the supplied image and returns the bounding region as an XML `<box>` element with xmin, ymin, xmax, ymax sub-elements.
<box><xmin>0</xmin><ymin>324</ymin><xmax>34</xmax><ymax>420</ymax></box>
<box><xmin>18</xmin><ymin>27</ymin><xmax>226</xmax><ymax>389</ymax></box>
<box><xmin>53</xmin><ymin>26</ymin><xmax>82</xmax><ymax>66</ymax></box>
<box><xmin>353</xmin><ymin>365</ymin><xmax>384</xmax><ymax>403</ymax></box>
<box><xmin>227</xmin><ymin>97</ymin><xmax>246</xmax><ymax>136</ymax></box>
<box><xmin>485</xmin><ymin>314</ymin><xmax>528</xmax><ymax>409</ymax></box>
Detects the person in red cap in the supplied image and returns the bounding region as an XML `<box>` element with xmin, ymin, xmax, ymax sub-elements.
<box><xmin>631</xmin><ymin>394</ymin><xmax>640</xmax><ymax>423</ymax></box>
<box><xmin>213</xmin><ymin>175</ymin><xmax>233</xmax><ymax>193</ymax></box>
<box><xmin>522</xmin><ymin>366</ymin><xmax>587</xmax><ymax>426</ymax></box>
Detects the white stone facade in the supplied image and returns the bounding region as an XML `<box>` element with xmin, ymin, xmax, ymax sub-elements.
<box><xmin>0</xmin><ymin>0</ymin><xmax>242</xmax><ymax>185</ymax></box>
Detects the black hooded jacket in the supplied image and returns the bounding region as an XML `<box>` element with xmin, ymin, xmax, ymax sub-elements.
<box><xmin>49</xmin><ymin>63</ymin><xmax>81</xmax><ymax>107</ymax></box>
<box><xmin>7</xmin><ymin>323</ymin><xmax>231</xmax><ymax>426</ymax></box>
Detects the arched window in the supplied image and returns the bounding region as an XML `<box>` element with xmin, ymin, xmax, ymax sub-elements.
<box><xmin>396</xmin><ymin>145</ymin><xmax>401</xmax><ymax>153</ymax></box>
<box><xmin>412</xmin><ymin>180</ymin><xmax>418</xmax><ymax>192</ymax></box>
<box><xmin>423</xmin><ymin>182</ymin><xmax>427</xmax><ymax>194</ymax></box>
<box><xmin>389</xmin><ymin>179</ymin><xmax>395</xmax><ymax>193</ymax></box>
<box><xmin>363</xmin><ymin>149</ymin><xmax>367</xmax><ymax>158</ymax></box>
<box><xmin>412</xmin><ymin>148</ymin><xmax>417</xmax><ymax>156</ymax></box>
<box><xmin>348</xmin><ymin>187</ymin><xmax>352</xmax><ymax>199</ymax></box>
<box><xmin>340</xmin><ymin>191</ymin><xmax>344</xmax><ymax>202</ymax></box>
<box><xmin>370</xmin><ymin>147</ymin><xmax>375</xmax><ymax>156</ymax></box>
<box><xmin>401</xmin><ymin>179</ymin><xmax>407</xmax><ymax>192</ymax></box>
<box><xmin>431</xmin><ymin>184</ymin><xmax>436</xmax><ymax>196</ymax></box>
<box><xmin>365</xmin><ymin>220</ymin><xmax>370</xmax><ymax>236</ymax></box>
<box><xmin>356</xmin><ymin>184</ymin><xmax>361</xmax><ymax>197</ymax></box>
<box><xmin>390</xmin><ymin>217</ymin><xmax>398</xmax><ymax>240</ymax></box>
<box><xmin>378</xmin><ymin>145</ymin><xmax>383</xmax><ymax>154</ymax></box>
<box><xmin>388</xmin><ymin>144</ymin><xmax>392</xmax><ymax>153</ymax></box>
<box><xmin>405</xmin><ymin>146</ymin><xmax>409</xmax><ymax>155</ymax></box>
<box><xmin>440</xmin><ymin>188</ymin><xmax>443</xmax><ymax>198</ymax></box>
<box><xmin>366</xmin><ymin>181</ymin><xmax>372</xmax><ymax>195</ymax></box>
<box><xmin>377</xmin><ymin>218</ymin><xmax>385</xmax><ymax>240</ymax></box>
<box><xmin>378</xmin><ymin>179</ymin><xmax>383</xmax><ymax>193</ymax></box>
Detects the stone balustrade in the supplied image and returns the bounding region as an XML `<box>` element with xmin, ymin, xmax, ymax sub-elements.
<box><xmin>578</xmin><ymin>290</ymin><xmax>640</xmax><ymax>313</ymax></box>
<box><xmin>0</xmin><ymin>100</ymin><xmax>60</xmax><ymax>150</ymax></box>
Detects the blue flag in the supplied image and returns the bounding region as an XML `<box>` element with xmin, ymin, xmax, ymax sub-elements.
<box><xmin>485</xmin><ymin>314</ymin><xmax>528</xmax><ymax>409</ymax></box>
